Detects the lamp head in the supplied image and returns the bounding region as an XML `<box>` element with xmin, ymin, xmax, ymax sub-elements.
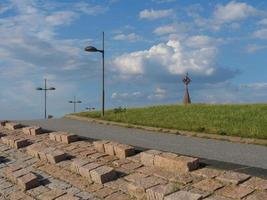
<box><xmin>36</xmin><ymin>87</ymin><xmax>43</xmax><ymax>91</ymax></box>
<box><xmin>85</xmin><ymin>46</ymin><xmax>99</xmax><ymax>52</ymax></box>
<box><xmin>49</xmin><ymin>87</ymin><xmax>56</xmax><ymax>90</ymax></box>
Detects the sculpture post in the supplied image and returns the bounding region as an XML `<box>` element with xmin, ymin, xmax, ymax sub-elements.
<box><xmin>183</xmin><ymin>73</ymin><xmax>191</xmax><ymax>104</ymax></box>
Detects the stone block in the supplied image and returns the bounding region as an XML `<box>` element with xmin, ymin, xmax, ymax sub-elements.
<box><xmin>14</xmin><ymin>138</ymin><xmax>29</xmax><ymax>149</ymax></box>
<box><xmin>30</xmin><ymin>126</ymin><xmax>43</xmax><ymax>135</ymax></box>
<box><xmin>17</xmin><ymin>173</ymin><xmax>39</xmax><ymax>190</ymax></box>
<box><xmin>90</xmin><ymin>166</ymin><xmax>117</xmax><ymax>184</ymax></box>
<box><xmin>79</xmin><ymin>162</ymin><xmax>102</xmax><ymax>178</ymax></box>
<box><xmin>0</xmin><ymin>120</ymin><xmax>8</xmax><ymax>127</ymax></box>
<box><xmin>5</xmin><ymin>122</ymin><xmax>22</xmax><ymax>130</ymax></box>
<box><xmin>93</xmin><ymin>140</ymin><xmax>109</xmax><ymax>153</ymax></box>
<box><xmin>70</xmin><ymin>159</ymin><xmax>91</xmax><ymax>174</ymax></box>
<box><xmin>105</xmin><ymin>192</ymin><xmax>131</xmax><ymax>200</ymax></box>
<box><xmin>11</xmin><ymin>168</ymin><xmax>30</xmax><ymax>183</ymax></box>
<box><xmin>114</xmin><ymin>144</ymin><xmax>135</xmax><ymax>159</ymax></box>
<box><xmin>104</xmin><ymin>142</ymin><xmax>116</xmax><ymax>156</ymax></box>
<box><xmin>154</xmin><ymin>155</ymin><xmax>199</xmax><ymax>173</ymax></box>
<box><xmin>60</xmin><ymin>133</ymin><xmax>79</xmax><ymax>144</ymax></box>
<box><xmin>146</xmin><ymin>183</ymin><xmax>179</xmax><ymax>200</ymax></box>
<box><xmin>49</xmin><ymin>132</ymin><xmax>57</xmax><ymax>141</ymax></box>
<box><xmin>22</xmin><ymin>127</ymin><xmax>32</xmax><ymax>135</ymax></box>
<box><xmin>46</xmin><ymin>149</ymin><xmax>66</xmax><ymax>164</ymax></box>
<box><xmin>164</xmin><ymin>190</ymin><xmax>202</xmax><ymax>200</ymax></box>
<box><xmin>55</xmin><ymin>134</ymin><xmax>62</xmax><ymax>142</ymax></box>
<box><xmin>140</xmin><ymin>150</ymin><xmax>162</xmax><ymax>167</ymax></box>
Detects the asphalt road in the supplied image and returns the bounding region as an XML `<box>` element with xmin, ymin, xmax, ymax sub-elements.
<box><xmin>18</xmin><ymin>118</ymin><xmax>267</xmax><ymax>178</ymax></box>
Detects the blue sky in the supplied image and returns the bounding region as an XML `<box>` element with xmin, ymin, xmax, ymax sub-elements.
<box><xmin>0</xmin><ymin>0</ymin><xmax>267</xmax><ymax>120</ymax></box>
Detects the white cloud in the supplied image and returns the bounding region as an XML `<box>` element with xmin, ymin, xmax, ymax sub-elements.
<box><xmin>186</xmin><ymin>35</ymin><xmax>223</xmax><ymax>49</ymax></box>
<box><xmin>139</xmin><ymin>9</ymin><xmax>174</xmax><ymax>20</ymax></box>
<box><xmin>258</xmin><ymin>18</ymin><xmax>267</xmax><ymax>25</ymax></box>
<box><xmin>45</xmin><ymin>11</ymin><xmax>77</xmax><ymax>26</ymax></box>
<box><xmin>241</xmin><ymin>83</ymin><xmax>267</xmax><ymax>89</ymax></box>
<box><xmin>73</xmin><ymin>2</ymin><xmax>107</xmax><ymax>15</ymax></box>
<box><xmin>111</xmin><ymin>91</ymin><xmax>143</xmax><ymax>100</ymax></box>
<box><xmin>148</xmin><ymin>87</ymin><xmax>166</xmax><ymax>100</ymax></box>
<box><xmin>153</xmin><ymin>25</ymin><xmax>176</xmax><ymax>35</ymax></box>
<box><xmin>246</xmin><ymin>44</ymin><xmax>267</xmax><ymax>53</ymax></box>
<box><xmin>112</xmin><ymin>37</ymin><xmax>217</xmax><ymax>78</ymax></box>
<box><xmin>253</xmin><ymin>29</ymin><xmax>267</xmax><ymax>39</ymax></box>
<box><xmin>113</xmin><ymin>33</ymin><xmax>142</xmax><ymax>42</ymax></box>
<box><xmin>214</xmin><ymin>1</ymin><xmax>259</xmax><ymax>22</ymax></box>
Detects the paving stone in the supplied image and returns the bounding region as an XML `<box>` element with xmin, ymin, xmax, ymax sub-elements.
<box><xmin>27</xmin><ymin>185</ymin><xmax>50</xmax><ymax>196</ymax></box>
<box><xmin>121</xmin><ymin>162</ymin><xmax>143</xmax><ymax>171</ymax></box>
<box><xmin>90</xmin><ymin>166</ymin><xmax>117</xmax><ymax>184</ymax></box>
<box><xmin>105</xmin><ymin>192</ymin><xmax>131</xmax><ymax>200</ymax></box>
<box><xmin>140</xmin><ymin>150</ymin><xmax>162</xmax><ymax>167</ymax></box>
<box><xmin>193</xmin><ymin>179</ymin><xmax>224</xmax><ymax>193</ymax></box>
<box><xmin>170</xmin><ymin>173</ymin><xmax>194</xmax><ymax>185</ymax></box>
<box><xmin>10</xmin><ymin>168</ymin><xmax>30</xmax><ymax>183</ymax></box>
<box><xmin>38</xmin><ymin>189</ymin><xmax>67</xmax><ymax>200</ymax></box>
<box><xmin>164</xmin><ymin>190</ymin><xmax>202</xmax><ymax>200</ymax></box>
<box><xmin>65</xmin><ymin>187</ymin><xmax>80</xmax><ymax>195</ymax></box>
<box><xmin>146</xmin><ymin>183</ymin><xmax>179</xmax><ymax>200</ymax></box>
<box><xmin>127</xmin><ymin>153</ymin><xmax>141</xmax><ymax>163</ymax></box>
<box><xmin>154</xmin><ymin>155</ymin><xmax>199</xmax><ymax>173</ymax></box>
<box><xmin>113</xmin><ymin>144</ymin><xmax>135</xmax><ymax>159</ymax></box>
<box><xmin>216</xmin><ymin>185</ymin><xmax>254</xmax><ymax>199</ymax></box>
<box><xmin>17</xmin><ymin>172</ymin><xmax>40</xmax><ymax>190</ymax></box>
<box><xmin>112</xmin><ymin>159</ymin><xmax>131</xmax><ymax>167</ymax></box>
<box><xmin>104</xmin><ymin>178</ymin><xmax>128</xmax><ymax>192</ymax></box>
<box><xmin>76</xmin><ymin>191</ymin><xmax>94</xmax><ymax>200</ymax></box>
<box><xmin>9</xmin><ymin>191</ymin><xmax>35</xmax><ymax>200</ymax></box>
<box><xmin>79</xmin><ymin>162</ymin><xmax>102</xmax><ymax>179</ymax></box>
<box><xmin>202</xmin><ymin>195</ymin><xmax>232</xmax><ymax>200</ymax></box>
<box><xmin>127</xmin><ymin>176</ymin><xmax>166</xmax><ymax>199</ymax></box>
<box><xmin>55</xmin><ymin>194</ymin><xmax>80</xmax><ymax>200</ymax></box>
<box><xmin>93</xmin><ymin>140</ymin><xmax>109</xmax><ymax>153</ymax></box>
<box><xmin>245</xmin><ymin>190</ymin><xmax>267</xmax><ymax>200</ymax></box>
<box><xmin>240</xmin><ymin>176</ymin><xmax>267</xmax><ymax>190</ymax></box>
<box><xmin>94</xmin><ymin>187</ymin><xmax>116</xmax><ymax>198</ymax></box>
<box><xmin>70</xmin><ymin>159</ymin><xmax>91</xmax><ymax>174</ymax></box>
<box><xmin>191</xmin><ymin>168</ymin><xmax>223</xmax><ymax>178</ymax></box>
<box><xmin>216</xmin><ymin>171</ymin><xmax>251</xmax><ymax>184</ymax></box>
<box><xmin>124</xmin><ymin>173</ymin><xmax>148</xmax><ymax>182</ymax></box>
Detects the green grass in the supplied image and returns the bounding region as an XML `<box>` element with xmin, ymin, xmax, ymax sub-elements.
<box><xmin>74</xmin><ymin>104</ymin><xmax>267</xmax><ymax>140</ymax></box>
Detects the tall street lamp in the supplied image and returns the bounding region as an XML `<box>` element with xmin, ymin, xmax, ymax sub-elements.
<box><xmin>85</xmin><ymin>32</ymin><xmax>105</xmax><ymax>117</ymax></box>
<box><xmin>36</xmin><ymin>79</ymin><xmax>56</xmax><ymax>119</ymax></box>
<box><xmin>68</xmin><ymin>96</ymin><xmax>82</xmax><ymax>113</ymax></box>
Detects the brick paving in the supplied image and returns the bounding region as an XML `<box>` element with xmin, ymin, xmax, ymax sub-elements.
<box><xmin>0</xmin><ymin>122</ymin><xmax>267</xmax><ymax>199</ymax></box>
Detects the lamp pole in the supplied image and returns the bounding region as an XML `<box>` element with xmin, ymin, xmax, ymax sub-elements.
<box><xmin>68</xmin><ymin>96</ymin><xmax>82</xmax><ymax>113</ymax></box>
<box><xmin>36</xmin><ymin>79</ymin><xmax>56</xmax><ymax>119</ymax></box>
<box><xmin>85</xmin><ymin>31</ymin><xmax>105</xmax><ymax>117</ymax></box>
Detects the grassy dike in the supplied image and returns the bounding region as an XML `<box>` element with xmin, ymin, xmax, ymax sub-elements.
<box><xmin>74</xmin><ymin>104</ymin><xmax>267</xmax><ymax>140</ymax></box>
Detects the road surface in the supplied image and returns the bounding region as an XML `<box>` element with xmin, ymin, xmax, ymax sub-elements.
<box><xmin>18</xmin><ymin>118</ymin><xmax>267</xmax><ymax>178</ymax></box>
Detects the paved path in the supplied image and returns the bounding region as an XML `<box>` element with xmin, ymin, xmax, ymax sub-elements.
<box><xmin>18</xmin><ymin>118</ymin><xmax>267</xmax><ymax>177</ymax></box>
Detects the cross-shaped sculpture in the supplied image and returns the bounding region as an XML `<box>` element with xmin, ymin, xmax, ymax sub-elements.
<box><xmin>183</xmin><ymin>73</ymin><xmax>191</xmax><ymax>104</ymax></box>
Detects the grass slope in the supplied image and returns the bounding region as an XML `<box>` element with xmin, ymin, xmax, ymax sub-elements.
<box><xmin>75</xmin><ymin>104</ymin><xmax>267</xmax><ymax>139</ymax></box>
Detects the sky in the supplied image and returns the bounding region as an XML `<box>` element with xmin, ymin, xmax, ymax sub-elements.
<box><xmin>0</xmin><ymin>0</ymin><xmax>267</xmax><ymax>120</ymax></box>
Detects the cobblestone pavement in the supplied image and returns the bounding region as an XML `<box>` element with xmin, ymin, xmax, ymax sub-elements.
<box><xmin>0</xmin><ymin>121</ymin><xmax>267</xmax><ymax>200</ymax></box>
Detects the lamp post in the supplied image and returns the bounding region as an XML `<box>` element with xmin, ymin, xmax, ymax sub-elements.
<box><xmin>85</xmin><ymin>32</ymin><xmax>105</xmax><ymax>117</ymax></box>
<box><xmin>36</xmin><ymin>79</ymin><xmax>56</xmax><ymax>119</ymax></box>
<box><xmin>85</xmin><ymin>107</ymin><xmax>95</xmax><ymax>111</ymax></box>
<box><xmin>68</xmin><ymin>96</ymin><xmax>82</xmax><ymax>113</ymax></box>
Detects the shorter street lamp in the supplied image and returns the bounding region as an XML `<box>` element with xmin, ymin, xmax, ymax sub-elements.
<box><xmin>36</xmin><ymin>79</ymin><xmax>56</xmax><ymax>119</ymax></box>
<box><xmin>68</xmin><ymin>96</ymin><xmax>82</xmax><ymax>113</ymax></box>
<box><xmin>85</xmin><ymin>107</ymin><xmax>95</xmax><ymax>111</ymax></box>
